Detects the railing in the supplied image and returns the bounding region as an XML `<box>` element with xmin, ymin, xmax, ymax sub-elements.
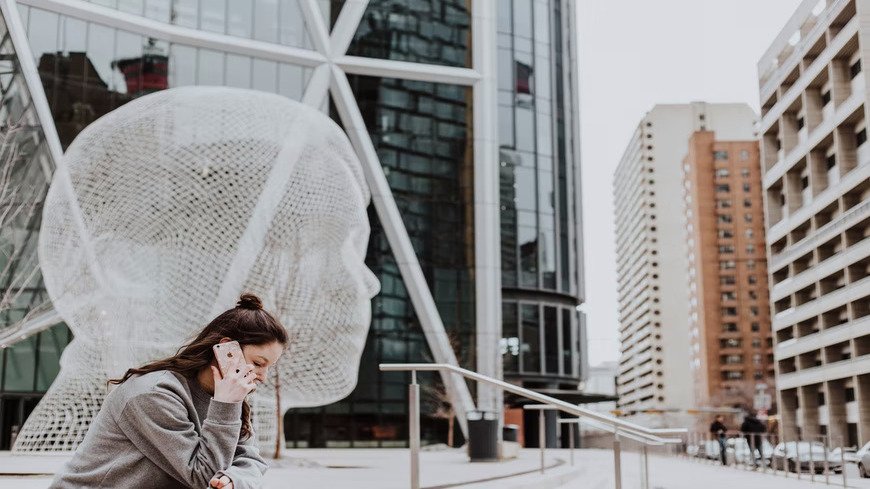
<box><xmin>380</xmin><ymin>363</ymin><xmax>686</xmax><ymax>489</ymax></box>
<box><xmin>682</xmin><ymin>430</ymin><xmax>849</xmax><ymax>488</ymax></box>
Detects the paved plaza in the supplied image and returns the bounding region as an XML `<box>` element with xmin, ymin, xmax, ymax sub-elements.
<box><xmin>3</xmin><ymin>448</ymin><xmax>870</xmax><ymax>488</ymax></box>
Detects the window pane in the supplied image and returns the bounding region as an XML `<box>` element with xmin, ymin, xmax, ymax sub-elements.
<box><xmin>544</xmin><ymin>306</ymin><xmax>558</xmax><ymax>374</ymax></box>
<box><xmin>225</xmin><ymin>54</ymin><xmax>251</xmax><ymax>88</ymax></box>
<box><xmin>253</xmin><ymin>0</ymin><xmax>279</xmax><ymax>43</ymax></box>
<box><xmin>197</xmin><ymin>48</ymin><xmax>224</xmax><ymax>85</ymax></box>
<box><xmin>227</xmin><ymin>0</ymin><xmax>253</xmax><ymax>38</ymax></box>
<box><xmin>200</xmin><ymin>0</ymin><xmax>227</xmax><ymax>34</ymax></box>
<box><xmin>561</xmin><ymin>308</ymin><xmax>572</xmax><ymax>375</ymax></box>
<box><xmin>169</xmin><ymin>44</ymin><xmax>197</xmax><ymax>86</ymax></box>
<box><xmin>521</xmin><ymin>304</ymin><xmax>540</xmax><ymax>373</ymax></box>
<box><xmin>251</xmin><ymin>58</ymin><xmax>277</xmax><ymax>92</ymax></box>
<box><xmin>4</xmin><ymin>336</ymin><xmax>36</xmax><ymax>391</ymax></box>
<box><xmin>36</xmin><ymin>325</ymin><xmax>70</xmax><ymax>391</ymax></box>
<box><xmin>502</xmin><ymin>302</ymin><xmax>519</xmax><ymax>373</ymax></box>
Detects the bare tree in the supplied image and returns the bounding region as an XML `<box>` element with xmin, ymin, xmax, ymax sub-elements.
<box><xmin>421</xmin><ymin>332</ymin><xmax>466</xmax><ymax>447</ymax></box>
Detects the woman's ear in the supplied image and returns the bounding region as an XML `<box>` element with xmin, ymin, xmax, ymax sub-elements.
<box><xmin>218</xmin><ymin>337</ymin><xmax>233</xmax><ymax>344</ymax></box>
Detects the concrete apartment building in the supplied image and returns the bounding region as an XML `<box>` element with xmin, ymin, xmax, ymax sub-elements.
<box><xmin>682</xmin><ymin>133</ymin><xmax>776</xmax><ymax>411</ymax></box>
<box><xmin>613</xmin><ymin>103</ymin><xmax>756</xmax><ymax>417</ymax></box>
<box><xmin>758</xmin><ymin>0</ymin><xmax>870</xmax><ymax>446</ymax></box>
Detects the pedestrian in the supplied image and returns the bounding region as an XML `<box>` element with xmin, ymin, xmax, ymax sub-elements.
<box><xmin>710</xmin><ymin>415</ymin><xmax>729</xmax><ymax>465</ymax></box>
<box><xmin>49</xmin><ymin>293</ymin><xmax>289</xmax><ymax>489</ymax></box>
<box><xmin>740</xmin><ymin>411</ymin><xmax>766</xmax><ymax>467</ymax></box>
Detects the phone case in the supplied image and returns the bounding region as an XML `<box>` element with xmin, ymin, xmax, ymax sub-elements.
<box><xmin>213</xmin><ymin>341</ymin><xmax>244</xmax><ymax>377</ymax></box>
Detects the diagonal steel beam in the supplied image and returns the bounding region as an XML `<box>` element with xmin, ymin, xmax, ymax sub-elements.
<box><xmin>330</xmin><ymin>66</ymin><xmax>475</xmax><ymax>435</ymax></box>
<box><xmin>328</xmin><ymin>0</ymin><xmax>369</xmax><ymax>56</ymax></box>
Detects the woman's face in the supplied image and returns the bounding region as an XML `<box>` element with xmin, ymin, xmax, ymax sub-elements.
<box><xmin>241</xmin><ymin>341</ymin><xmax>285</xmax><ymax>385</ymax></box>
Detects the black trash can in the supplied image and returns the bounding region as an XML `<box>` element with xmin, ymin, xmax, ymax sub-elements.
<box><xmin>502</xmin><ymin>424</ymin><xmax>519</xmax><ymax>442</ymax></box>
<box><xmin>467</xmin><ymin>411</ymin><xmax>499</xmax><ymax>462</ymax></box>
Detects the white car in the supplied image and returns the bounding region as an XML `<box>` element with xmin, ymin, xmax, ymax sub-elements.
<box><xmin>856</xmin><ymin>442</ymin><xmax>870</xmax><ymax>477</ymax></box>
<box><xmin>726</xmin><ymin>437</ymin><xmax>774</xmax><ymax>465</ymax></box>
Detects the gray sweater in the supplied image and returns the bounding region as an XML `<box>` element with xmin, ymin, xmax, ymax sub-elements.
<box><xmin>49</xmin><ymin>370</ymin><xmax>267</xmax><ymax>488</ymax></box>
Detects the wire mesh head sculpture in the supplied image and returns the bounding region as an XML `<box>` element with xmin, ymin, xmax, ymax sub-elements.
<box><xmin>15</xmin><ymin>87</ymin><xmax>380</xmax><ymax>452</ymax></box>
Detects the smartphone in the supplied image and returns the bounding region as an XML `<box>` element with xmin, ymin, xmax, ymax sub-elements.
<box><xmin>213</xmin><ymin>340</ymin><xmax>245</xmax><ymax>377</ymax></box>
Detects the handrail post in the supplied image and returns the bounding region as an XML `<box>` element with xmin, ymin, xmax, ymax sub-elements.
<box><xmin>569</xmin><ymin>420</ymin><xmax>575</xmax><ymax>466</ymax></box>
<box><xmin>613</xmin><ymin>429</ymin><xmax>622</xmax><ymax>489</ymax></box>
<box><xmin>822</xmin><ymin>435</ymin><xmax>829</xmax><ymax>485</ymax></box>
<box><xmin>539</xmin><ymin>409</ymin><xmax>545</xmax><ymax>474</ymax></box>
<box><xmin>640</xmin><ymin>444</ymin><xmax>649</xmax><ymax>489</ymax></box>
<box><xmin>840</xmin><ymin>436</ymin><xmax>847</xmax><ymax>489</ymax></box>
<box><xmin>409</xmin><ymin>370</ymin><xmax>420</xmax><ymax>489</ymax></box>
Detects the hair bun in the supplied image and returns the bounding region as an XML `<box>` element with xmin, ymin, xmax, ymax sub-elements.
<box><xmin>236</xmin><ymin>293</ymin><xmax>263</xmax><ymax>311</ymax></box>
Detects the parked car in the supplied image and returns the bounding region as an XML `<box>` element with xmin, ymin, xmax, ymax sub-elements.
<box><xmin>687</xmin><ymin>439</ymin><xmax>721</xmax><ymax>460</ymax></box>
<box><xmin>856</xmin><ymin>442</ymin><xmax>870</xmax><ymax>477</ymax></box>
<box><xmin>771</xmin><ymin>441</ymin><xmax>843</xmax><ymax>474</ymax></box>
<box><xmin>726</xmin><ymin>437</ymin><xmax>774</xmax><ymax>465</ymax></box>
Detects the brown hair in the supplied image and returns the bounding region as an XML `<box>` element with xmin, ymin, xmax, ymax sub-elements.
<box><xmin>110</xmin><ymin>293</ymin><xmax>288</xmax><ymax>439</ymax></box>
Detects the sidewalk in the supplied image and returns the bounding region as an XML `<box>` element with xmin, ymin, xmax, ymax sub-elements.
<box><xmin>2</xmin><ymin>448</ymin><xmax>870</xmax><ymax>488</ymax></box>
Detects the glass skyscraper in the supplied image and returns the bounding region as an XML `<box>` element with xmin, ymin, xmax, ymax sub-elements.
<box><xmin>0</xmin><ymin>0</ymin><xmax>584</xmax><ymax>450</ymax></box>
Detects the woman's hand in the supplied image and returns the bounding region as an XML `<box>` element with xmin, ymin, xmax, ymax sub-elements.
<box><xmin>210</xmin><ymin>475</ymin><xmax>233</xmax><ymax>488</ymax></box>
<box><xmin>211</xmin><ymin>362</ymin><xmax>255</xmax><ymax>403</ymax></box>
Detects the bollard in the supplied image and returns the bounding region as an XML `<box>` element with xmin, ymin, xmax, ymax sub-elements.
<box><xmin>796</xmin><ymin>438</ymin><xmax>802</xmax><ymax>481</ymax></box>
<box><xmin>640</xmin><ymin>444</ymin><xmax>649</xmax><ymax>489</ymax></box>
<box><xmin>823</xmin><ymin>435</ymin><xmax>830</xmax><ymax>486</ymax></box>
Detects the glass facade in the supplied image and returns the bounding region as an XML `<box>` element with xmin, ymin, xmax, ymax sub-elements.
<box><xmin>498</xmin><ymin>0</ymin><xmax>583</xmax><ymax>386</ymax></box>
<box><xmin>0</xmin><ymin>0</ymin><xmax>584</xmax><ymax>450</ymax></box>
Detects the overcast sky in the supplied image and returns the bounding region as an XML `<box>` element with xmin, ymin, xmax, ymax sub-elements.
<box><xmin>575</xmin><ymin>0</ymin><xmax>805</xmax><ymax>367</ymax></box>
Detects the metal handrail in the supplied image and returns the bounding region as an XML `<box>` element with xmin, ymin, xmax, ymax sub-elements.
<box><xmin>380</xmin><ymin>363</ymin><xmax>687</xmax><ymax>437</ymax></box>
<box><xmin>523</xmin><ymin>404</ymin><xmax>680</xmax><ymax>445</ymax></box>
<box><xmin>380</xmin><ymin>362</ymin><xmax>686</xmax><ymax>489</ymax></box>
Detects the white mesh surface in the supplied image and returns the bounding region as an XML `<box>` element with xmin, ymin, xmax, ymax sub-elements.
<box><xmin>15</xmin><ymin>87</ymin><xmax>379</xmax><ymax>452</ymax></box>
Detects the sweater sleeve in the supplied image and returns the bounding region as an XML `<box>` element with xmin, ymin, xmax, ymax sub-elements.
<box><xmin>214</xmin><ymin>433</ymin><xmax>268</xmax><ymax>489</ymax></box>
<box><xmin>115</xmin><ymin>390</ymin><xmax>242</xmax><ymax>489</ymax></box>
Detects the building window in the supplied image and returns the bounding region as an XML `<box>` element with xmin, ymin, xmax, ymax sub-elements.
<box><xmin>720</xmin><ymin>276</ymin><xmax>736</xmax><ymax>285</ymax></box>
<box><xmin>741</xmin><ymin>168</ymin><xmax>750</xmax><ymax>178</ymax></box>
<box><xmin>713</xmin><ymin>150</ymin><xmax>729</xmax><ymax>160</ymax></box>
<box><xmin>744</xmin><ymin>228</ymin><xmax>753</xmax><ymax>238</ymax></box>
<box><xmin>746</xmin><ymin>244</ymin><xmax>755</xmax><ymax>254</ymax></box>
<box><xmin>721</xmin><ymin>307</ymin><xmax>738</xmax><ymax>316</ymax></box>
<box><xmin>724</xmin><ymin>371</ymin><xmax>744</xmax><ymax>380</ymax></box>
<box><xmin>722</xmin><ymin>338</ymin><xmax>741</xmax><ymax>348</ymax></box>
<box><xmin>718</xmin><ymin>229</ymin><xmax>734</xmax><ymax>239</ymax></box>
<box><xmin>723</xmin><ymin>322</ymin><xmax>738</xmax><ymax>332</ymax></box>
<box><xmin>717</xmin><ymin>199</ymin><xmax>732</xmax><ymax>209</ymax></box>
<box><xmin>857</xmin><ymin>128</ymin><xmax>867</xmax><ymax>147</ymax></box>
<box><xmin>716</xmin><ymin>184</ymin><xmax>730</xmax><ymax>193</ymax></box>
<box><xmin>850</xmin><ymin>59</ymin><xmax>862</xmax><ymax>80</ymax></box>
<box><xmin>751</xmin><ymin>322</ymin><xmax>760</xmax><ymax>332</ymax></box>
<box><xmin>739</xmin><ymin>149</ymin><xmax>750</xmax><ymax>161</ymax></box>
<box><xmin>748</xmin><ymin>290</ymin><xmax>758</xmax><ymax>300</ymax></box>
<box><xmin>751</xmin><ymin>338</ymin><xmax>762</xmax><ymax>348</ymax></box>
<box><xmin>744</xmin><ymin>213</ymin><xmax>752</xmax><ymax>223</ymax></box>
<box><xmin>747</xmin><ymin>259</ymin><xmax>756</xmax><ymax>270</ymax></box>
<box><xmin>742</xmin><ymin>183</ymin><xmax>751</xmax><ymax>192</ymax></box>
<box><xmin>721</xmin><ymin>291</ymin><xmax>736</xmax><ymax>301</ymax></box>
<box><xmin>821</xmin><ymin>90</ymin><xmax>831</xmax><ymax>106</ymax></box>
<box><xmin>818</xmin><ymin>391</ymin><xmax>827</xmax><ymax>406</ymax></box>
<box><xmin>801</xmin><ymin>176</ymin><xmax>809</xmax><ymax>189</ymax></box>
<box><xmin>723</xmin><ymin>354</ymin><xmax>743</xmax><ymax>364</ymax></box>
<box><xmin>719</xmin><ymin>245</ymin><xmax>735</xmax><ymax>254</ymax></box>
<box><xmin>796</xmin><ymin>116</ymin><xmax>805</xmax><ymax>130</ymax></box>
<box><xmin>826</xmin><ymin>153</ymin><xmax>836</xmax><ymax>170</ymax></box>
<box><xmin>748</xmin><ymin>275</ymin><xmax>757</xmax><ymax>285</ymax></box>
<box><xmin>846</xmin><ymin>387</ymin><xmax>856</xmax><ymax>403</ymax></box>
<box><xmin>743</xmin><ymin>198</ymin><xmax>752</xmax><ymax>208</ymax></box>
<box><xmin>719</xmin><ymin>260</ymin><xmax>736</xmax><ymax>270</ymax></box>
<box><xmin>718</xmin><ymin>214</ymin><xmax>733</xmax><ymax>224</ymax></box>
<box><xmin>715</xmin><ymin>168</ymin><xmax>730</xmax><ymax>178</ymax></box>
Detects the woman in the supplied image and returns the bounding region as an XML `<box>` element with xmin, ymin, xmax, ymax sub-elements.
<box><xmin>50</xmin><ymin>294</ymin><xmax>288</xmax><ymax>489</ymax></box>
